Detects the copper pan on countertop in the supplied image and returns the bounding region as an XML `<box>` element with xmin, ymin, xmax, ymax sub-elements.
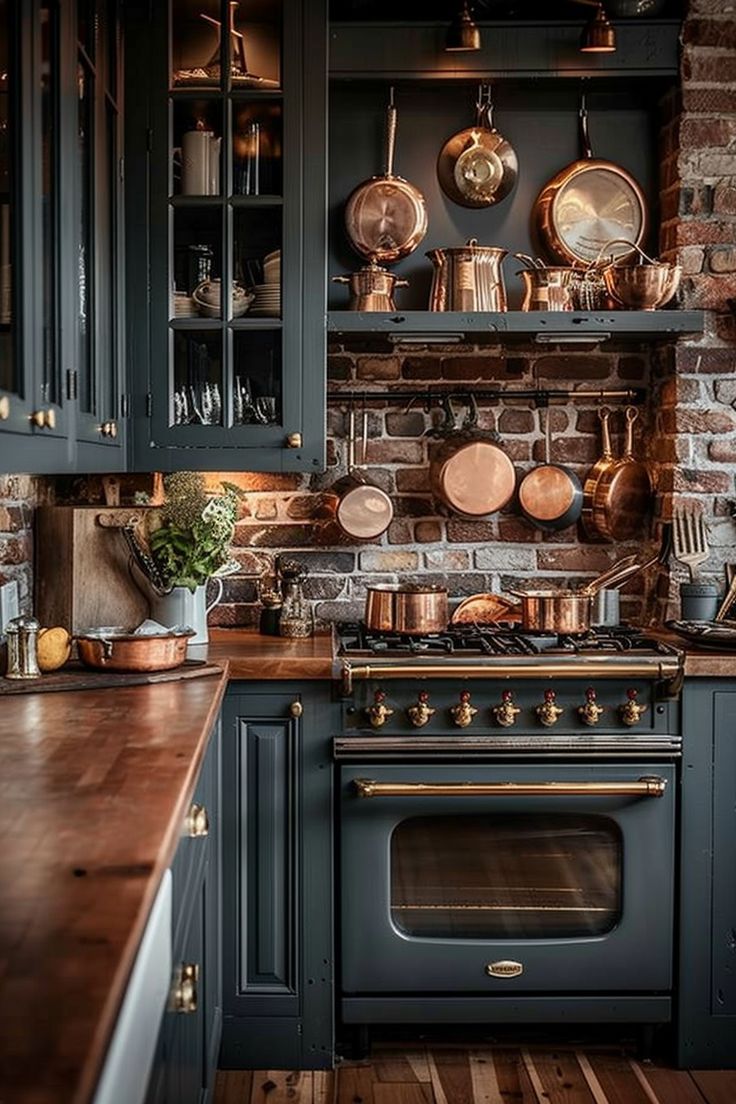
<box><xmin>76</xmin><ymin>626</ymin><xmax>194</xmax><ymax>672</ymax></box>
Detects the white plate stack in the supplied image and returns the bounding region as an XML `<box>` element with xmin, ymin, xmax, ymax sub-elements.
<box><xmin>250</xmin><ymin>249</ymin><xmax>281</xmax><ymax>316</ymax></box>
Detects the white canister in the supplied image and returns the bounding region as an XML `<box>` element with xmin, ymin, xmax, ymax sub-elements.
<box><xmin>150</xmin><ymin>578</ymin><xmax>223</xmax><ymax>646</ymax></box>
<box><xmin>181</xmin><ymin>129</ymin><xmax>221</xmax><ymax>196</ymax></box>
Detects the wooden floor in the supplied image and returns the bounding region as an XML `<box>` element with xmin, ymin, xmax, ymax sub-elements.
<box><xmin>214</xmin><ymin>1047</ymin><xmax>736</xmax><ymax>1104</ymax></box>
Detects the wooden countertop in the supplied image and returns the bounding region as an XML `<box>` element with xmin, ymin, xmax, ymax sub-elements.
<box><xmin>0</xmin><ymin>667</ymin><xmax>229</xmax><ymax>1104</ymax></box>
<box><xmin>204</xmin><ymin>628</ymin><xmax>335</xmax><ymax>679</ymax></box>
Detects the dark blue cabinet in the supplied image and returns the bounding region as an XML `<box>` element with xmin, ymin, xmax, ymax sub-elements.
<box><xmin>220</xmin><ymin>684</ymin><xmax>333</xmax><ymax>1069</ymax></box>
<box><xmin>677</xmin><ymin>680</ymin><xmax>736</xmax><ymax>1068</ymax></box>
<box><xmin>146</xmin><ymin>714</ymin><xmax>222</xmax><ymax>1104</ymax></box>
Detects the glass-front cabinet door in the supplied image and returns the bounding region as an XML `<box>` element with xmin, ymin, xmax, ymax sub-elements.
<box><xmin>128</xmin><ymin>0</ymin><xmax>326</xmax><ymax>472</ymax></box>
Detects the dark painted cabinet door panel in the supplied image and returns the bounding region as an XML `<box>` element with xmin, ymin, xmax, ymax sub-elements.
<box><xmin>125</xmin><ymin>0</ymin><xmax>326</xmax><ymax>472</ymax></box>
<box><xmin>677</xmin><ymin>682</ymin><xmax>736</xmax><ymax>1068</ymax></box>
<box><xmin>221</xmin><ymin>685</ymin><xmax>334</xmax><ymax>1070</ymax></box>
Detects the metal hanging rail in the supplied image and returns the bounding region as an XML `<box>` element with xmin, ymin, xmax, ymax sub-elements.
<box><xmin>326</xmin><ymin>387</ymin><xmax>646</xmax><ymax>408</ymax></box>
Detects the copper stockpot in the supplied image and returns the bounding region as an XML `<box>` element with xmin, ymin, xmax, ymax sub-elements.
<box><xmin>365</xmin><ymin>584</ymin><xmax>449</xmax><ymax>635</ymax></box>
<box><xmin>426</xmin><ymin>240</ymin><xmax>508</xmax><ymax>312</ymax></box>
<box><xmin>76</xmin><ymin>627</ymin><xmax>194</xmax><ymax>671</ymax></box>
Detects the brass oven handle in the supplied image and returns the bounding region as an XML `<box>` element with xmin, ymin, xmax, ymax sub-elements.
<box><xmin>352</xmin><ymin>777</ymin><xmax>667</xmax><ymax>798</ymax></box>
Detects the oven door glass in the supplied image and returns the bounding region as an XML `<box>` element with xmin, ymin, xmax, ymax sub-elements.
<box><xmin>391</xmin><ymin>814</ymin><xmax>621</xmax><ymax>940</ymax></box>
<box><xmin>340</xmin><ymin>762</ymin><xmax>676</xmax><ymax>995</ymax></box>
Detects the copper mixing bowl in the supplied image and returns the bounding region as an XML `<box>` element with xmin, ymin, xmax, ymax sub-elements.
<box><xmin>603</xmin><ymin>261</ymin><xmax>681</xmax><ymax>311</ymax></box>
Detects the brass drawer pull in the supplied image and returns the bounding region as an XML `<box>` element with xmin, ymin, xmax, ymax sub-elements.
<box><xmin>353</xmin><ymin>777</ymin><xmax>667</xmax><ymax>799</ymax></box>
<box><xmin>183</xmin><ymin>802</ymin><xmax>209</xmax><ymax>838</ymax></box>
<box><xmin>286</xmin><ymin>431</ymin><xmax>302</xmax><ymax>449</ymax></box>
<box><xmin>171</xmin><ymin>963</ymin><xmax>199</xmax><ymax>1014</ymax></box>
<box><xmin>0</xmin><ymin>396</ymin><xmax>9</xmax><ymax>420</ymax></box>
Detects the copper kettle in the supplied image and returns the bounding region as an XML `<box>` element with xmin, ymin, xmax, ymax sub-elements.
<box><xmin>332</xmin><ymin>262</ymin><xmax>409</xmax><ymax>311</ymax></box>
<box><xmin>426</xmin><ymin>239</ymin><xmax>507</xmax><ymax>312</ymax></box>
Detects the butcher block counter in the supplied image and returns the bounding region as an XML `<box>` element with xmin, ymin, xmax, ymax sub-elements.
<box><xmin>0</xmin><ymin>668</ymin><xmax>228</xmax><ymax>1104</ymax></box>
<box><xmin>205</xmin><ymin>627</ymin><xmax>335</xmax><ymax>679</ymax></box>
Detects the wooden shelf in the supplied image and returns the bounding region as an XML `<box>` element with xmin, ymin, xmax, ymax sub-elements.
<box><xmin>327</xmin><ymin>310</ymin><xmax>705</xmax><ymax>343</ymax></box>
<box><xmin>169</xmin><ymin>195</ymin><xmax>283</xmax><ymax>208</ymax></box>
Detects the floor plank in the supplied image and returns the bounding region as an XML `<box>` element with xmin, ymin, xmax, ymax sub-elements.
<box><xmin>251</xmin><ymin>1071</ymin><xmax>314</xmax><ymax>1104</ymax></box>
<box><xmin>215</xmin><ymin>1070</ymin><xmax>255</xmax><ymax>1104</ymax></box>
<box><xmin>523</xmin><ymin>1050</ymin><xmax>597</xmax><ymax>1104</ymax></box>
<box><xmin>467</xmin><ymin>1049</ymin><xmax>505</xmax><ymax>1104</ymax></box>
<box><xmin>585</xmin><ymin>1053</ymin><xmax>660</xmax><ymax>1104</ymax></box>
<box><xmin>315</xmin><ymin>1071</ymin><xmax>337</xmax><ymax>1104</ymax></box>
<box><xmin>493</xmin><ymin>1049</ymin><xmax>541</xmax><ymax>1104</ymax></box>
<box><xmin>630</xmin><ymin>1062</ymin><xmax>707</xmax><ymax>1104</ymax></box>
<box><xmin>428</xmin><ymin>1050</ymin><xmax>474</xmax><ymax>1104</ymax></box>
<box><xmin>338</xmin><ymin>1064</ymin><xmax>376</xmax><ymax>1104</ymax></box>
<box><xmin>373</xmin><ymin>1084</ymin><xmax>434</xmax><ymax>1104</ymax></box>
<box><xmin>373</xmin><ymin>1055</ymin><xmax>429</xmax><ymax>1084</ymax></box>
<box><xmin>689</xmin><ymin>1070</ymin><xmax>736</xmax><ymax>1104</ymax></box>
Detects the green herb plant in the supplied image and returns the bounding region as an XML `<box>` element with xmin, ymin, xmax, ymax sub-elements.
<box><xmin>148</xmin><ymin>472</ymin><xmax>245</xmax><ymax>593</ymax></box>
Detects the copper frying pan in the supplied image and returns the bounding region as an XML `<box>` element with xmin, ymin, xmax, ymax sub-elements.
<box><xmin>518</xmin><ymin>407</ymin><xmax>583</xmax><ymax>532</ymax></box>
<box><xmin>429</xmin><ymin>397</ymin><xmax>516</xmax><ymax>519</ymax></box>
<box><xmin>344</xmin><ymin>95</ymin><xmax>428</xmax><ymax>264</ymax></box>
<box><xmin>533</xmin><ymin>96</ymin><xmax>648</xmax><ymax>265</ymax></box>
<box><xmin>437</xmin><ymin>85</ymin><xmax>518</xmax><ymax>209</ymax></box>
<box><xmin>582</xmin><ymin>406</ymin><xmax>654</xmax><ymax>541</ymax></box>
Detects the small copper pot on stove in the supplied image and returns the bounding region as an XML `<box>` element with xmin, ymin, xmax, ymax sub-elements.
<box><xmin>365</xmin><ymin>584</ymin><xmax>449</xmax><ymax>635</ymax></box>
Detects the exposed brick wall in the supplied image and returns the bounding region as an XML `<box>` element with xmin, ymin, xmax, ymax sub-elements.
<box><xmin>658</xmin><ymin>0</ymin><xmax>736</xmax><ymax>612</ymax></box>
<box><xmin>0</xmin><ymin>476</ymin><xmax>52</xmax><ymax>616</ymax></box>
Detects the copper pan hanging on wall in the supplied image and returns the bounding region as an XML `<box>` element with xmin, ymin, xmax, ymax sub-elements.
<box><xmin>533</xmin><ymin>94</ymin><xmax>648</xmax><ymax>265</ymax></box>
<box><xmin>437</xmin><ymin>84</ymin><xmax>518</xmax><ymax>209</ymax></box>
<box><xmin>344</xmin><ymin>91</ymin><xmax>428</xmax><ymax>264</ymax></box>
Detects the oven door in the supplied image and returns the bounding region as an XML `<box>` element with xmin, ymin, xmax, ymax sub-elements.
<box><xmin>340</xmin><ymin>762</ymin><xmax>675</xmax><ymax>994</ymax></box>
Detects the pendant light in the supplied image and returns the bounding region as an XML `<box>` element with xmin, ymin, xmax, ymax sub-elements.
<box><xmin>445</xmin><ymin>1</ymin><xmax>481</xmax><ymax>52</ymax></box>
<box><xmin>580</xmin><ymin>3</ymin><xmax>616</xmax><ymax>53</ymax></box>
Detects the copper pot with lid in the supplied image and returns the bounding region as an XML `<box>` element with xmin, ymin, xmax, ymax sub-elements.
<box><xmin>429</xmin><ymin>396</ymin><xmax>516</xmax><ymax>519</ymax></box>
<box><xmin>332</xmin><ymin>263</ymin><xmax>409</xmax><ymax>312</ymax></box>
<box><xmin>426</xmin><ymin>239</ymin><xmax>508</xmax><ymax>312</ymax></box>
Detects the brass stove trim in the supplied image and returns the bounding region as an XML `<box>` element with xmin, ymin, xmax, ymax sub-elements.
<box><xmin>352</xmin><ymin>776</ymin><xmax>667</xmax><ymax>799</ymax></box>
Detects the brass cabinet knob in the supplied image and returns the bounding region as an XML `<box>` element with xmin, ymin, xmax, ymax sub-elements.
<box><xmin>0</xmin><ymin>396</ymin><xmax>9</xmax><ymax>420</ymax></box>
<box><xmin>286</xmin><ymin>432</ymin><xmax>302</xmax><ymax>449</ymax></box>
<box><xmin>45</xmin><ymin>408</ymin><xmax>56</xmax><ymax>430</ymax></box>
<box><xmin>536</xmin><ymin>688</ymin><xmax>564</xmax><ymax>728</ymax></box>
<box><xmin>97</xmin><ymin>420</ymin><xmax>118</xmax><ymax>438</ymax></box>
<box><xmin>450</xmin><ymin>690</ymin><xmax>477</xmax><ymax>729</ymax></box>
<box><xmin>620</xmin><ymin>688</ymin><xmax>647</xmax><ymax>727</ymax></box>
<box><xmin>171</xmin><ymin>963</ymin><xmax>199</xmax><ymax>1014</ymax></box>
<box><xmin>183</xmin><ymin>802</ymin><xmax>209</xmax><ymax>838</ymax></box>
<box><xmin>407</xmin><ymin>690</ymin><xmax>435</xmax><ymax>729</ymax></box>
<box><xmin>493</xmin><ymin>689</ymin><xmax>520</xmax><ymax>728</ymax></box>
<box><xmin>578</xmin><ymin>686</ymin><xmax>604</xmax><ymax>727</ymax></box>
<box><xmin>30</xmin><ymin>409</ymin><xmax>46</xmax><ymax>428</ymax></box>
<box><xmin>289</xmin><ymin>700</ymin><xmax>303</xmax><ymax>718</ymax></box>
<box><xmin>365</xmin><ymin>689</ymin><xmax>393</xmax><ymax>729</ymax></box>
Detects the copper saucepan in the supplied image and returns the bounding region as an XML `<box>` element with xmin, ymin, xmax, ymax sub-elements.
<box><xmin>76</xmin><ymin>626</ymin><xmax>195</xmax><ymax>671</ymax></box>
<box><xmin>344</xmin><ymin>96</ymin><xmax>428</xmax><ymax>264</ymax></box>
<box><xmin>429</xmin><ymin>396</ymin><xmax>516</xmax><ymax>518</ymax></box>
<box><xmin>365</xmin><ymin>584</ymin><xmax>449</xmax><ymax>635</ymax></box>
<box><xmin>333</xmin><ymin>407</ymin><xmax>394</xmax><ymax>540</ymax></box>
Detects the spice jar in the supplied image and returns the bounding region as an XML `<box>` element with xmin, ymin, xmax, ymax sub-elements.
<box><xmin>5</xmin><ymin>615</ymin><xmax>41</xmax><ymax>679</ymax></box>
<box><xmin>278</xmin><ymin>560</ymin><xmax>314</xmax><ymax>639</ymax></box>
<box><xmin>259</xmin><ymin>592</ymin><xmax>283</xmax><ymax>637</ymax></box>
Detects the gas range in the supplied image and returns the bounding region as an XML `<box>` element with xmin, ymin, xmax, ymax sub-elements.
<box><xmin>333</xmin><ymin>622</ymin><xmax>684</xmax><ymax>758</ymax></box>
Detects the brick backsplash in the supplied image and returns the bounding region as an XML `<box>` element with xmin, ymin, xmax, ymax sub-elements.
<box><xmin>1</xmin><ymin>0</ymin><xmax>734</xmax><ymax>631</ymax></box>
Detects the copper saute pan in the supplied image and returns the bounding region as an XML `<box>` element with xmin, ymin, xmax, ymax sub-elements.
<box><xmin>510</xmin><ymin>554</ymin><xmax>648</xmax><ymax>635</ymax></box>
<box><xmin>533</xmin><ymin>96</ymin><xmax>648</xmax><ymax>266</ymax></box>
<box><xmin>76</xmin><ymin>626</ymin><xmax>195</xmax><ymax>671</ymax></box>
<box><xmin>365</xmin><ymin>585</ymin><xmax>449</xmax><ymax>635</ymax></box>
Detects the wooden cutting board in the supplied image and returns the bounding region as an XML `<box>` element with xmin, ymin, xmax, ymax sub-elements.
<box><xmin>0</xmin><ymin>659</ymin><xmax>223</xmax><ymax>695</ymax></box>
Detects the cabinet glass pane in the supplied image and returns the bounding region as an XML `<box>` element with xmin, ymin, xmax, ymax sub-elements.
<box><xmin>391</xmin><ymin>814</ymin><xmax>622</xmax><ymax>940</ymax></box>
<box><xmin>41</xmin><ymin>3</ymin><xmax>59</xmax><ymax>405</ymax></box>
<box><xmin>232</xmin><ymin>101</ymin><xmax>282</xmax><ymax>196</ymax></box>
<box><xmin>172</xmin><ymin>0</ymin><xmax>282</xmax><ymax>90</ymax></box>
<box><xmin>0</xmin><ymin>0</ymin><xmax>14</xmax><ymax>396</ymax></box>
<box><xmin>172</xmin><ymin>330</ymin><xmax>223</xmax><ymax>426</ymax></box>
<box><xmin>173</xmin><ymin>208</ymin><xmax>222</xmax><ymax>320</ymax></box>
<box><xmin>232</xmin><ymin>330</ymin><xmax>280</xmax><ymax>426</ymax></box>
<box><xmin>234</xmin><ymin>207</ymin><xmax>280</xmax><ymax>315</ymax></box>
<box><xmin>77</xmin><ymin>58</ymin><xmax>95</xmax><ymax>414</ymax></box>
<box><xmin>77</xmin><ymin>0</ymin><xmax>95</xmax><ymax>59</ymax></box>
<box><xmin>173</xmin><ymin>100</ymin><xmax>222</xmax><ymax>197</ymax></box>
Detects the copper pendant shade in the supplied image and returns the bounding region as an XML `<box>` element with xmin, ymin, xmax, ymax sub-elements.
<box><xmin>445</xmin><ymin>1</ymin><xmax>481</xmax><ymax>52</ymax></box>
<box><xmin>581</xmin><ymin>4</ymin><xmax>617</xmax><ymax>53</ymax></box>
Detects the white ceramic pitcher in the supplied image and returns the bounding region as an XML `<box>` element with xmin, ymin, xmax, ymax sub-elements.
<box><xmin>181</xmin><ymin>128</ymin><xmax>222</xmax><ymax>195</ymax></box>
<box><xmin>150</xmin><ymin>578</ymin><xmax>223</xmax><ymax>645</ymax></box>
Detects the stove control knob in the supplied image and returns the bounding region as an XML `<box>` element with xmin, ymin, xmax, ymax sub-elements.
<box><xmin>365</xmin><ymin>689</ymin><xmax>394</xmax><ymax>729</ymax></box>
<box><xmin>536</xmin><ymin>688</ymin><xmax>564</xmax><ymax>728</ymax></box>
<box><xmin>620</xmin><ymin>688</ymin><xmax>647</xmax><ymax>727</ymax></box>
<box><xmin>578</xmin><ymin>686</ymin><xmax>605</xmax><ymax>727</ymax></box>
<box><xmin>493</xmin><ymin>690</ymin><xmax>521</xmax><ymax>728</ymax></box>
<box><xmin>451</xmin><ymin>690</ymin><xmax>478</xmax><ymax>729</ymax></box>
<box><xmin>407</xmin><ymin>690</ymin><xmax>435</xmax><ymax>729</ymax></box>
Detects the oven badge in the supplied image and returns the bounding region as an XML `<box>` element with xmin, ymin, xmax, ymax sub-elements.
<box><xmin>485</xmin><ymin>960</ymin><xmax>524</xmax><ymax>978</ymax></box>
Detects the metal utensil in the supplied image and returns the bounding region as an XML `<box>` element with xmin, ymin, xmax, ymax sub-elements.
<box><xmin>437</xmin><ymin>84</ymin><xmax>518</xmax><ymax>209</ymax></box>
<box><xmin>582</xmin><ymin>406</ymin><xmax>653</xmax><ymax>542</ymax></box>
<box><xmin>673</xmin><ymin>508</ymin><xmax>710</xmax><ymax>583</ymax></box>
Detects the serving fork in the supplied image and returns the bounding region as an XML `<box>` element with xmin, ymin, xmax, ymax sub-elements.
<box><xmin>672</xmin><ymin>507</ymin><xmax>710</xmax><ymax>582</ymax></box>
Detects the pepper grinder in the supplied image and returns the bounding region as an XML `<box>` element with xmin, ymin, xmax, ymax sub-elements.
<box><xmin>5</xmin><ymin>615</ymin><xmax>41</xmax><ymax>679</ymax></box>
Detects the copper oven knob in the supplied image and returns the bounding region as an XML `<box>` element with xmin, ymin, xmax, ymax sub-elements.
<box><xmin>365</xmin><ymin>689</ymin><xmax>394</xmax><ymax>729</ymax></box>
<box><xmin>407</xmin><ymin>690</ymin><xmax>435</xmax><ymax>729</ymax></box>
<box><xmin>493</xmin><ymin>689</ymin><xmax>520</xmax><ymax>728</ymax></box>
<box><xmin>536</xmin><ymin>688</ymin><xmax>564</xmax><ymax>728</ymax></box>
<box><xmin>620</xmin><ymin>688</ymin><xmax>647</xmax><ymax>727</ymax></box>
<box><xmin>578</xmin><ymin>686</ymin><xmax>604</xmax><ymax>727</ymax></box>
<box><xmin>450</xmin><ymin>690</ymin><xmax>477</xmax><ymax>728</ymax></box>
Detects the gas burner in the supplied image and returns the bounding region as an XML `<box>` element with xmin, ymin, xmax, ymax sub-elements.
<box><xmin>336</xmin><ymin>621</ymin><xmax>675</xmax><ymax>660</ymax></box>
